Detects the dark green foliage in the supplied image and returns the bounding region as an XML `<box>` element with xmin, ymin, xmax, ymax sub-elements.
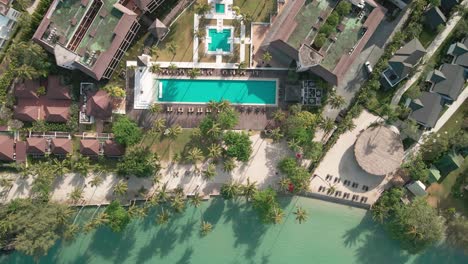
<box><xmin>319</xmin><ymin>24</ymin><xmax>334</xmax><ymax>35</ymax></box>
<box><xmin>112</xmin><ymin>116</ymin><xmax>142</xmax><ymax>147</ymax></box>
<box><xmin>335</xmin><ymin>1</ymin><xmax>351</xmax><ymax>16</ymax></box>
<box><xmin>252</xmin><ymin>188</ymin><xmax>283</xmax><ymax>224</ymax></box>
<box><xmin>220</xmin><ymin>182</ymin><xmax>241</xmax><ymax>200</ymax></box>
<box><xmin>446</xmin><ymin>216</ymin><xmax>468</xmax><ymax>254</ymax></box>
<box><xmin>313</xmin><ymin>33</ymin><xmax>327</xmax><ymax>48</ymax></box>
<box><xmin>223</xmin><ymin>131</ymin><xmax>252</xmax><ymax>162</ymax></box>
<box><xmin>7</xmin><ymin>42</ymin><xmax>51</xmax><ymax>80</ymax></box>
<box><xmin>371</xmin><ymin>187</ymin><xmax>404</xmax><ymax>223</ymax></box>
<box><xmin>0</xmin><ymin>199</ymin><xmax>72</xmax><ymax>259</ymax></box>
<box><xmin>278</xmin><ymin>158</ymin><xmax>310</xmax><ymax>192</ymax></box>
<box><xmin>117</xmin><ymin>149</ymin><xmax>158</xmax><ymax>177</ymax></box>
<box><xmin>327</xmin><ymin>11</ymin><xmax>340</xmax><ymax>26</ymax></box>
<box><xmin>387</xmin><ymin>197</ymin><xmax>445</xmax><ymax>253</ymax></box>
<box><xmin>104</xmin><ymin>200</ymin><xmax>130</xmax><ymax>232</ymax></box>
<box><xmin>403</xmin><ymin>155</ymin><xmax>429</xmax><ymax>182</ymax></box>
<box><xmin>217</xmin><ymin>107</ymin><xmax>239</xmax><ymax>130</ymax></box>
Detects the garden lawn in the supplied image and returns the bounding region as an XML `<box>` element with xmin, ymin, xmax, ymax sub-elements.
<box><xmin>418</xmin><ymin>26</ymin><xmax>438</xmax><ymax>48</ymax></box>
<box><xmin>138</xmin><ymin>130</ymin><xmax>192</xmax><ymax>160</ymax></box>
<box><xmin>233</xmin><ymin>0</ymin><xmax>276</xmax><ymax>22</ymax></box>
<box><xmin>438</xmin><ymin>98</ymin><xmax>467</xmax><ymax>133</ymax></box>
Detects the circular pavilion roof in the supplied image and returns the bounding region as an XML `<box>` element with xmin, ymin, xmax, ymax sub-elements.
<box><xmin>354</xmin><ymin>125</ymin><xmax>404</xmax><ymax>176</ymax></box>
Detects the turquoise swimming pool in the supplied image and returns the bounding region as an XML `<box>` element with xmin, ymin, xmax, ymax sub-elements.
<box><xmin>156</xmin><ymin>79</ymin><xmax>277</xmax><ymax>105</ymax></box>
<box><xmin>215</xmin><ymin>3</ymin><xmax>225</xmax><ymax>13</ymax></box>
<box><xmin>208</xmin><ymin>29</ymin><xmax>231</xmax><ymax>52</ymax></box>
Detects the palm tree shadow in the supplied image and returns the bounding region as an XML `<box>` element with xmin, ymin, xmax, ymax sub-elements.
<box><xmin>342</xmin><ymin>212</ymin><xmax>376</xmax><ymax>248</ymax></box>
<box><xmin>202</xmin><ymin>198</ymin><xmax>225</xmax><ymax>225</ymax></box>
<box><xmin>178</xmin><ymin>215</ymin><xmax>198</xmax><ymax>243</ymax></box>
<box><xmin>176</xmin><ymin>247</ymin><xmax>194</xmax><ymax>264</ymax></box>
<box><xmin>136</xmin><ymin>225</ymin><xmax>178</xmax><ymax>262</ymax></box>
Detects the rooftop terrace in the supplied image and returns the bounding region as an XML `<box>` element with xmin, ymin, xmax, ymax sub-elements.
<box><xmin>48</xmin><ymin>0</ymin><xmax>88</xmax><ymax>42</ymax></box>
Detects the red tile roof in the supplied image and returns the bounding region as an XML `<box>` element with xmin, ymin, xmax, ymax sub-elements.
<box><xmin>51</xmin><ymin>138</ymin><xmax>72</xmax><ymax>155</ymax></box>
<box><xmin>80</xmin><ymin>139</ymin><xmax>100</xmax><ymax>156</ymax></box>
<box><xmin>0</xmin><ymin>135</ymin><xmax>14</xmax><ymax>162</ymax></box>
<box><xmin>45</xmin><ymin>106</ymin><xmax>70</xmax><ymax>122</ymax></box>
<box><xmin>86</xmin><ymin>90</ymin><xmax>112</xmax><ymax>119</ymax></box>
<box><xmin>15</xmin><ymin>141</ymin><xmax>27</xmax><ymax>163</ymax></box>
<box><xmin>14</xmin><ymin>104</ymin><xmax>41</xmax><ymax>122</ymax></box>
<box><xmin>14</xmin><ymin>80</ymin><xmax>41</xmax><ymax>99</ymax></box>
<box><xmin>103</xmin><ymin>140</ymin><xmax>125</xmax><ymax>157</ymax></box>
<box><xmin>27</xmin><ymin>137</ymin><xmax>47</xmax><ymax>154</ymax></box>
<box><xmin>46</xmin><ymin>75</ymin><xmax>71</xmax><ymax>100</ymax></box>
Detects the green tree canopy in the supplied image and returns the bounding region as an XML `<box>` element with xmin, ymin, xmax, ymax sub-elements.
<box><xmin>446</xmin><ymin>216</ymin><xmax>468</xmax><ymax>254</ymax></box>
<box><xmin>223</xmin><ymin>131</ymin><xmax>252</xmax><ymax>162</ymax></box>
<box><xmin>336</xmin><ymin>1</ymin><xmax>351</xmax><ymax>16</ymax></box>
<box><xmin>117</xmin><ymin>149</ymin><xmax>159</xmax><ymax>177</ymax></box>
<box><xmin>278</xmin><ymin>158</ymin><xmax>310</xmax><ymax>192</ymax></box>
<box><xmin>104</xmin><ymin>200</ymin><xmax>130</xmax><ymax>232</ymax></box>
<box><xmin>7</xmin><ymin>41</ymin><xmax>51</xmax><ymax>80</ymax></box>
<box><xmin>112</xmin><ymin>116</ymin><xmax>142</xmax><ymax>147</ymax></box>
<box><xmin>387</xmin><ymin>197</ymin><xmax>445</xmax><ymax>253</ymax></box>
<box><xmin>252</xmin><ymin>188</ymin><xmax>283</xmax><ymax>224</ymax></box>
<box><xmin>403</xmin><ymin>155</ymin><xmax>429</xmax><ymax>182</ymax></box>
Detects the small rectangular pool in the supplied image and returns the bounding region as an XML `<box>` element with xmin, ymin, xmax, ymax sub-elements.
<box><xmin>215</xmin><ymin>3</ymin><xmax>225</xmax><ymax>13</ymax></box>
<box><xmin>208</xmin><ymin>28</ymin><xmax>231</xmax><ymax>52</ymax></box>
<box><xmin>156</xmin><ymin>79</ymin><xmax>277</xmax><ymax>105</ymax></box>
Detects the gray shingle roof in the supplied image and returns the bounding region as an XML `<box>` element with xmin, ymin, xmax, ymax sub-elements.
<box><xmin>409</xmin><ymin>92</ymin><xmax>443</xmax><ymax>128</ymax></box>
<box><xmin>430</xmin><ymin>63</ymin><xmax>466</xmax><ymax>101</ymax></box>
<box><xmin>388</xmin><ymin>39</ymin><xmax>426</xmax><ymax>79</ymax></box>
<box><xmin>424</xmin><ymin>7</ymin><xmax>447</xmax><ymax>30</ymax></box>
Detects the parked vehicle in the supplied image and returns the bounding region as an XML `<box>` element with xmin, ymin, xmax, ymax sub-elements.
<box><xmin>364</xmin><ymin>61</ymin><xmax>373</xmax><ymax>74</ymax></box>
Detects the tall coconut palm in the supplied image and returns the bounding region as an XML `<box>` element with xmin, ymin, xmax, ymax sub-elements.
<box><xmin>293</xmin><ymin>206</ymin><xmax>308</xmax><ymax>224</ymax></box>
<box><xmin>341</xmin><ymin>117</ymin><xmax>356</xmax><ymax>132</ymax></box>
<box><xmin>156</xmin><ymin>208</ymin><xmax>171</xmax><ymax>225</ymax></box>
<box><xmin>190</xmin><ymin>192</ymin><xmax>203</xmax><ymax>208</ymax></box>
<box><xmin>207</xmin><ymin>143</ymin><xmax>223</xmax><ymax>160</ymax></box>
<box><xmin>191</xmin><ymin>127</ymin><xmax>202</xmax><ymax>138</ymax></box>
<box><xmin>328</xmin><ymin>94</ymin><xmax>346</xmax><ymax>109</ymax></box>
<box><xmin>89</xmin><ymin>175</ymin><xmax>104</xmax><ymax>188</ymax></box>
<box><xmin>167</xmin><ymin>125</ymin><xmax>182</xmax><ymax>140</ymax></box>
<box><xmin>113</xmin><ymin>180</ymin><xmax>128</xmax><ymax>197</ymax></box>
<box><xmin>287</xmin><ymin>139</ymin><xmax>302</xmax><ymax>152</ymax></box>
<box><xmin>207</xmin><ymin>123</ymin><xmax>221</xmax><ymax>138</ymax></box>
<box><xmin>203</xmin><ymin>163</ymin><xmax>216</xmax><ymax>180</ymax></box>
<box><xmin>220</xmin><ymin>182</ymin><xmax>240</xmax><ymax>200</ymax></box>
<box><xmin>272</xmin><ymin>110</ymin><xmax>286</xmax><ymax>123</ymax></box>
<box><xmin>218</xmin><ymin>100</ymin><xmax>231</xmax><ymax>111</ymax></box>
<box><xmin>147</xmin><ymin>193</ymin><xmax>161</xmax><ymax>207</ymax></box>
<box><xmin>262</xmin><ymin>52</ymin><xmax>272</xmax><ymax>66</ymax></box>
<box><xmin>128</xmin><ymin>203</ymin><xmax>147</xmax><ymax>219</ymax></box>
<box><xmin>52</xmin><ymin>158</ymin><xmax>70</xmax><ymax>176</ymax></box>
<box><xmin>187</xmin><ymin>147</ymin><xmax>203</xmax><ymax>166</ymax></box>
<box><xmin>63</xmin><ymin>223</ymin><xmax>80</xmax><ymax>241</ymax></box>
<box><xmin>270</xmin><ymin>207</ymin><xmax>284</xmax><ymax>224</ymax></box>
<box><xmin>158</xmin><ymin>184</ymin><xmax>169</xmax><ymax>202</ymax></box>
<box><xmin>242</xmin><ymin>178</ymin><xmax>257</xmax><ymax>201</ymax></box>
<box><xmin>168</xmin><ymin>42</ymin><xmax>178</xmax><ymax>57</ymax></box>
<box><xmin>72</xmin><ymin>155</ymin><xmax>92</xmax><ymax>177</ymax></box>
<box><xmin>270</xmin><ymin>128</ymin><xmax>283</xmax><ymax>142</ymax></box>
<box><xmin>207</xmin><ymin>100</ymin><xmax>218</xmax><ymax>112</ymax></box>
<box><xmin>320</xmin><ymin>117</ymin><xmax>335</xmax><ymax>135</ymax></box>
<box><xmin>152</xmin><ymin>118</ymin><xmax>166</xmax><ymax>132</ymax></box>
<box><xmin>223</xmin><ymin>158</ymin><xmax>236</xmax><ymax>173</ymax></box>
<box><xmin>278</xmin><ymin>177</ymin><xmax>290</xmax><ymax>192</ymax></box>
<box><xmin>172</xmin><ymin>152</ymin><xmax>182</xmax><ymax>163</ymax></box>
<box><xmin>171</xmin><ymin>195</ymin><xmax>186</xmax><ymax>213</ymax></box>
<box><xmin>68</xmin><ymin>187</ymin><xmax>84</xmax><ymax>204</ymax></box>
<box><xmin>150</xmin><ymin>64</ymin><xmax>161</xmax><ymax>74</ymax></box>
<box><xmin>200</xmin><ymin>221</ymin><xmax>213</xmax><ymax>236</ymax></box>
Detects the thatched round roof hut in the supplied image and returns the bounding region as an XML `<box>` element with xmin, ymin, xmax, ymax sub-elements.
<box><xmin>354</xmin><ymin>125</ymin><xmax>404</xmax><ymax>176</ymax></box>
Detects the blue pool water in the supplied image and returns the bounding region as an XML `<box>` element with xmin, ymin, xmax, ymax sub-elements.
<box><xmin>157</xmin><ymin>78</ymin><xmax>277</xmax><ymax>104</ymax></box>
<box><xmin>208</xmin><ymin>29</ymin><xmax>231</xmax><ymax>52</ymax></box>
<box><xmin>215</xmin><ymin>3</ymin><xmax>225</xmax><ymax>13</ymax></box>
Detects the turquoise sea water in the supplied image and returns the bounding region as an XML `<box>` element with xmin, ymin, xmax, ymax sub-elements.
<box><xmin>215</xmin><ymin>3</ymin><xmax>225</xmax><ymax>13</ymax></box>
<box><xmin>208</xmin><ymin>28</ymin><xmax>231</xmax><ymax>52</ymax></box>
<box><xmin>157</xmin><ymin>79</ymin><xmax>277</xmax><ymax>104</ymax></box>
<box><xmin>1</xmin><ymin>197</ymin><xmax>467</xmax><ymax>264</ymax></box>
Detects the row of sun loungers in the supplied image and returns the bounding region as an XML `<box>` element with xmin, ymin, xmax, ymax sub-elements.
<box><xmin>166</xmin><ymin>106</ymin><xmax>214</xmax><ymax>114</ymax></box>
<box><xmin>317</xmin><ymin>185</ymin><xmax>368</xmax><ymax>204</ymax></box>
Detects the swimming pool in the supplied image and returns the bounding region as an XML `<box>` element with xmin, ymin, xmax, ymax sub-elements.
<box><xmin>156</xmin><ymin>78</ymin><xmax>277</xmax><ymax>105</ymax></box>
<box><xmin>215</xmin><ymin>3</ymin><xmax>225</xmax><ymax>13</ymax></box>
<box><xmin>208</xmin><ymin>28</ymin><xmax>231</xmax><ymax>52</ymax></box>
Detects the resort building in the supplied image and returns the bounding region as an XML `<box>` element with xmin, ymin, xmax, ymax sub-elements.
<box><xmin>50</xmin><ymin>138</ymin><xmax>72</xmax><ymax>157</ymax></box>
<box><xmin>447</xmin><ymin>37</ymin><xmax>468</xmax><ymax>68</ymax></box>
<box><xmin>33</xmin><ymin>0</ymin><xmax>167</xmax><ymax>80</ymax></box>
<box><xmin>80</xmin><ymin>139</ymin><xmax>101</xmax><ymax>157</ymax></box>
<box><xmin>259</xmin><ymin>0</ymin><xmax>386</xmax><ymax>86</ymax></box>
<box><xmin>13</xmin><ymin>76</ymin><xmax>72</xmax><ymax>123</ymax></box>
<box><xmin>424</xmin><ymin>6</ymin><xmax>446</xmax><ymax>31</ymax></box>
<box><xmin>408</xmin><ymin>92</ymin><xmax>444</xmax><ymax>129</ymax></box>
<box><xmin>0</xmin><ymin>134</ymin><xmax>26</xmax><ymax>163</ymax></box>
<box><xmin>26</xmin><ymin>137</ymin><xmax>48</xmax><ymax>157</ymax></box>
<box><xmin>380</xmin><ymin>38</ymin><xmax>426</xmax><ymax>88</ymax></box>
<box><xmin>103</xmin><ymin>140</ymin><xmax>125</xmax><ymax>157</ymax></box>
<box><xmin>406</xmin><ymin>181</ymin><xmax>427</xmax><ymax>197</ymax></box>
<box><xmin>0</xmin><ymin>0</ymin><xmax>20</xmax><ymax>50</ymax></box>
<box><xmin>426</xmin><ymin>63</ymin><xmax>466</xmax><ymax>103</ymax></box>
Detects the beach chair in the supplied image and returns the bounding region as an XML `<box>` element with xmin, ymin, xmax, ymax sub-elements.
<box><xmin>178</xmin><ymin>107</ymin><xmax>184</xmax><ymax>113</ymax></box>
<box><xmin>188</xmin><ymin>107</ymin><xmax>194</xmax><ymax>113</ymax></box>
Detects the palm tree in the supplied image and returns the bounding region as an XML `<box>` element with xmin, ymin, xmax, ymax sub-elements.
<box><xmin>287</xmin><ymin>139</ymin><xmax>302</xmax><ymax>153</ymax></box>
<box><xmin>150</xmin><ymin>45</ymin><xmax>159</xmax><ymax>59</ymax></box>
<box><xmin>270</xmin><ymin>207</ymin><xmax>284</xmax><ymax>224</ymax></box>
<box><xmin>150</xmin><ymin>64</ymin><xmax>161</xmax><ymax>74</ymax></box>
<box><xmin>156</xmin><ymin>208</ymin><xmax>171</xmax><ymax>225</ymax></box>
<box><xmin>158</xmin><ymin>184</ymin><xmax>169</xmax><ymax>202</ymax></box>
<box><xmin>147</xmin><ymin>193</ymin><xmax>161</xmax><ymax>207</ymax></box>
<box><xmin>187</xmin><ymin>147</ymin><xmax>203</xmax><ymax>165</ymax></box>
<box><xmin>320</xmin><ymin>117</ymin><xmax>335</xmax><ymax>135</ymax></box>
<box><xmin>232</xmin><ymin>6</ymin><xmax>241</xmax><ymax>15</ymax></box>
<box><xmin>168</xmin><ymin>63</ymin><xmax>178</xmax><ymax>71</ymax></box>
<box><xmin>328</xmin><ymin>94</ymin><xmax>346</xmax><ymax>109</ymax></box>
<box><xmin>341</xmin><ymin>117</ymin><xmax>356</xmax><ymax>132</ymax></box>
<box><xmin>293</xmin><ymin>206</ymin><xmax>308</xmax><ymax>224</ymax></box>
<box><xmin>128</xmin><ymin>203</ymin><xmax>147</xmax><ymax>219</ymax></box>
<box><xmin>207</xmin><ymin>122</ymin><xmax>221</xmax><ymax>138</ymax></box>
<box><xmin>238</xmin><ymin>61</ymin><xmax>247</xmax><ymax>70</ymax></box>
<box><xmin>149</xmin><ymin>103</ymin><xmax>162</xmax><ymax>113</ymax></box>
<box><xmin>203</xmin><ymin>163</ymin><xmax>216</xmax><ymax>180</ymax></box>
<box><xmin>218</xmin><ymin>100</ymin><xmax>231</xmax><ymax>111</ymax></box>
<box><xmin>190</xmin><ymin>192</ymin><xmax>203</xmax><ymax>208</ymax></box>
<box><xmin>272</xmin><ymin>110</ymin><xmax>286</xmax><ymax>123</ymax></box>
<box><xmin>171</xmin><ymin>195</ymin><xmax>186</xmax><ymax>213</ymax></box>
<box><xmin>113</xmin><ymin>180</ymin><xmax>128</xmax><ymax>197</ymax></box>
<box><xmin>262</xmin><ymin>51</ymin><xmax>272</xmax><ymax>65</ymax></box>
<box><xmin>191</xmin><ymin>127</ymin><xmax>202</xmax><ymax>138</ymax></box>
<box><xmin>207</xmin><ymin>143</ymin><xmax>223</xmax><ymax>160</ymax></box>
<box><xmin>72</xmin><ymin>155</ymin><xmax>92</xmax><ymax>177</ymax></box>
<box><xmin>188</xmin><ymin>68</ymin><xmax>201</xmax><ymax>79</ymax></box>
<box><xmin>223</xmin><ymin>158</ymin><xmax>236</xmax><ymax>173</ymax></box>
<box><xmin>167</xmin><ymin>125</ymin><xmax>182</xmax><ymax>140</ymax></box>
<box><xmin>89</xmin><ymin>175</ymin><xmax>104</xmax><ymax>188</ymax></box>
<box><xmin>195</xmin><ymin>2</ymin><xmax>211</xmax><ymax>16</ymax></box>
<box><xmin>52</xmin><ymin>158</ymin><xmax>70</xmax><ymax>176</ymax></box>
<box><xmin>200</xmin><ymin>221</ymin><xmax>213</xmax><ymax>236</ymax></box>
<box><xmin>207</xmin><ymin>100</ymin><xmax>218</xmax><ymax>112</ymax></box>
<box><xmin>220</xmin><ymin>182</ymin><xmax>240</xmax><ymax>199</ymax></box>
<box><xmin>68</xmin><ymin>187</ymin><xmax>84</xmax><ymax>204</ymax></box>
<box><xmin>168</xmin><ymin>42</ymin><xmax>178</xmax><ymax>57</ymax></box>
<box><xmin>152</xmin><ymin>118</ymin><xmax>166</xmax><ymax>133</ymax></box>
<box><xmin>270</xmin><ymin>128</ymin><xmax>283</xmax><ymax>142</ymax></box>
<box><xmin>63</xmin><ymin>223</ymin><xmax>80</xmax><ymax>241</ymax></box>
<box><xmin>242</xmin><ymin>178</ymin><xmax>257</xmax><ymax>201</ymax></box>
<box><xmin>172</xmin><ymin>152</ymin><xmax>182</xmax><ymax>163</ymax></box>
<box><xmin>278</xmin><ymin>177</ymin><xmax>290</xmax><ymax>192</ymax></box>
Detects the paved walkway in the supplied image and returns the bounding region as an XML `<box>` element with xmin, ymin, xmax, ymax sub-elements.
<box><xmin>162</xmin><ymin>0</ymin><xmax>194</xmax><ymax>26</ymax></box>
<box><xmin>391</xmin><ymin>0</ymin><xmax>468</xmax><ymax>105</ymax></box>
<box><xmin>26</xmin><ymin>0</ymin><xmax>40</xmax><ymax>14</ymax></box>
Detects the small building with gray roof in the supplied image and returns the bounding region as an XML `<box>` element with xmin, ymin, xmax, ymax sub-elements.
<box><xmin>408</xmin><ymin>92</ymin><xmax>443</xmax><ymax>128</ymax></box>
<box><xmin>427</xmin><ymin>63</ymin><xmax>466</xmax><ymax>102</ymax></box>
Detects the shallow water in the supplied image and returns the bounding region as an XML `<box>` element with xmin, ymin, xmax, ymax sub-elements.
<box><xmin>1</xmin><ymin>197</ymin><xmax>467</xmax><ymax>264</ymax></box>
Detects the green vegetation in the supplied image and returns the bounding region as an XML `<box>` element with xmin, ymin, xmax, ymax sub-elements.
<box><xmin>117</xmin><ymin>148</ymin><xmax>160</xmax><ymax>178</ymax></box>
<box><xmin>402</xmin><ymin>154</ymin><xmax>429</xmax><ymax>182</ymax></box>
<box><xmin>313</xmin><ymin>1</ymin><xmax>351</xmax><ymax>49</ymax></box>
<box><xmin>278</xmin><ymin>158</ymin><xmax>310</xmax><ymax>192</ymax></box>
<box><xmin>223</xmin><ymin>131</ymin><xmax>252</xmax><ymax>162</ymax></box>
<box><xmin>104</xmin><ymin>200</ymin><xmax>131</xmax><ymax>232</ymax></box>
<box><xmin>252</xmin><ymin>188</ymin><xmax>284</xmax><ymax>224</ymax></box>
<box><xmin>112</xmin><ymin>116</ymin><xmax>142</xmax><ymax>147</ymax></box>
<box><xmin>233</xmin><ymin>0</ymin><xmax>276</xmax><ymax>23</ymax></box>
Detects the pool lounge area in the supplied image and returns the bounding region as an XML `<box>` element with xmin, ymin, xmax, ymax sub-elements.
<box><xmin>155</xmin><ymin>78</ymin><xmax>277</xmax><ymax>105</ymax></box>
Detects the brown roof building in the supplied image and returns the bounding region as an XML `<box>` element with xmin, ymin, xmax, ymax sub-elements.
<box><xmin>103</xmin><ymin>140</ymin><xmax>125</xmax><ymax>157</ymax></box>
<box><xmin>86</xmin><ymin>90</ymin><xmax>112</xmax><ymax>120</ymax></box>
<box><xmin>26</xmin><ymin>137</ymin><xmax>47</xmax><ymax>155</ymax></box>
<box><xmin>80</xmin><ymin>139</ymin><xmax>100</xmax><ymax>156</ymax></box>
<box><xmin>32</xmin><ymin>0</ymin><xmax>167</xmax><ymax>80</ymax></box>
<box><xmin>45</xmin><ymin>106</ymin><xmax>70</xmax><ymax>122</ymax></box>
<box><xmin>46</xmin><ymin>75</ymin><xmax>71</xmax><ymax>100</ymax></box>
<box><xmin>0</xmin><ymin>135</ymin><xmax>14</xmax><ymax>162</ymax></box>
<box><xmin>51</xmin><ymin>138</ymin><xmax>72</xmax><ymax>155</ymax></box>
<box><xmin>14</xmin><ymin>79</ymin><xmax>40</xmax><ymax>99</ymax></box>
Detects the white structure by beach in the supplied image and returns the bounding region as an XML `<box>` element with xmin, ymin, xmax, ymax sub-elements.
<box><xmin>407</xmin><ymin>181</ymin><xmax>427</xmax><ymax>197</ymax></box>
<box><xmin>0</xmin><ymin>0</ymin><xmax>20</xmax><ymax>50</ymax></box>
